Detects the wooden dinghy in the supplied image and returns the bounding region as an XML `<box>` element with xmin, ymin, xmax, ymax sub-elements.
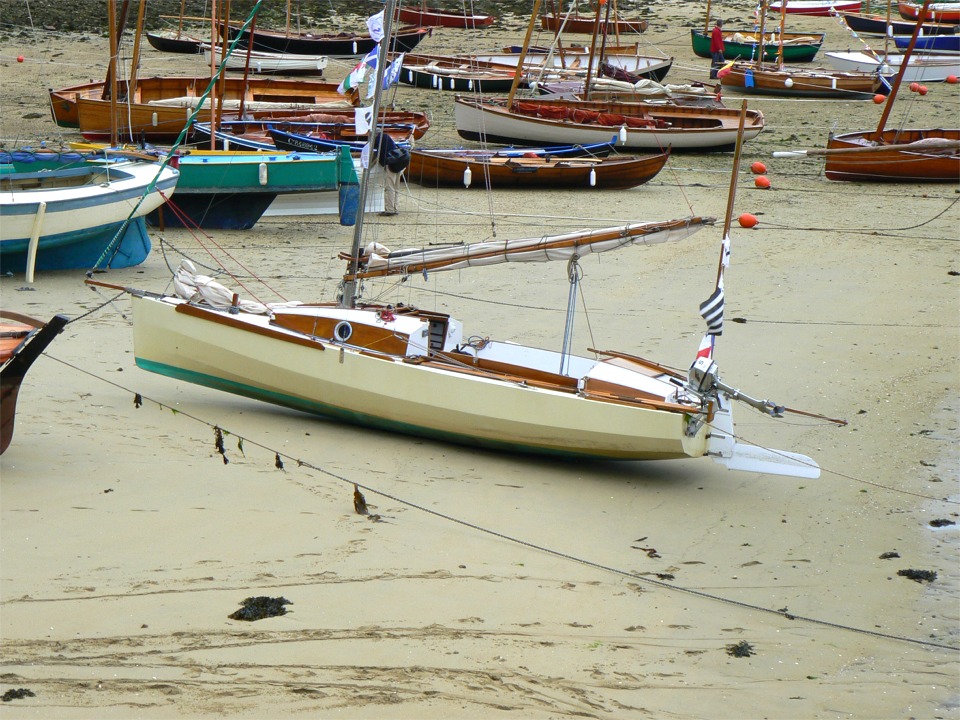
<box><xmin>222</xmin><ymin>22</ymin><xmax>433</xmax><ymax>57</ymax></box>
<box><xmin>398</xmin><ymin>53</ymin><xmax>520</xmax><ymax>93</ymax></box>
<box><xmin>1</xmin><ymin>312</ymin><xmax>69</xmax><ymax>456</ymax></box>
<box><xmin>690</xmin><ymin>29</ymin><xmax>825</xmax><ymax>63</ymax></box>
<box><xmin>202</xmin><ymin>45</ymin><xmax>329</xmax><ymax>75</ymax></box>
<box><xmin>407</xmin><ymin>147</ymin><xmax>669</xmax><ymax>189</ymax></box>
<box><xmin>768</xmin><ymin>0</ymin><xmax>862</xmax><ymax>15</ymax></box>
<box><xmin>540</xmin><ymin>12</ymin><xmax>648</xmax><ymax>34</ymax></box>
<box><xmin>454</xmin><ymin>96</ymin><xmax>765</xmax><ymax>151</ymax></box>
<box><xmin>898</xmin><ymin>1</ymin><xmax>960</xmax><ymax>22</ymax></box>
<box><xmin>51</xmin><ymin>76</ymin><xmax>356</xmax><ymax>142</ymax></box>
<box><xmin>836</xmin><ymin>9</ymin><xmax>960</xmax><ymax>34</ymax></box>
<box><xmin>396</xmin><ymin>3</ymin><xmax>495</xmax><ymax>28</ymax></box>
<box><xmin>145</xmin><ymin>30</ymin><xmax>204</xmax><ymax>54</ymax></box>
<box><xmin>823</xmin><ymin>129</ymin><xmax>960</xmax><ymax>181</ymax></box>
<box><xmin>720</xmin><ymin>64</ymin><xmax>884</xmax><ymax>98</ymax></box>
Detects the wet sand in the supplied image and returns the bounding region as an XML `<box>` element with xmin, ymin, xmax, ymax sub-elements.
<box><xmin>1</xmin><ymin>8</ymin><xmax>958</xmax><ymax>719</ymax></box>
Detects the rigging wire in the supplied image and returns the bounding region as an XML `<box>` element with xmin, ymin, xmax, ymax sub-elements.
<box><xmin>33</xmin><ymin>351</ymin><xmax>960</xmax><ymax>654</ymax></box>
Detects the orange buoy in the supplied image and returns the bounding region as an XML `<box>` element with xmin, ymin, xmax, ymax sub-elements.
<box><xmin>872</xmin><ymin>94</ymin><xmax>885</xmax><ymax>104</ymax></box>
<box><xmin>738</xmin><ymin>213</ymin><xmax>759</xmax><ymax>228</ymax></box>
<box><xmin>754</xmin><ymin>176</ymin><xmax>771</xmax><ymax>189</ymax></box>
<box><xmin>918</xmin><ymin>85</ymin><xmax>928</xmax><ymax>95</ymax></box>
<box><xmin>17</xmin><ymin>55</ymin><xmax>24</xmax><ymax>62</ymax></box>
<box><xmin>947</xmin><ymin>75</ymin><xmax>958</xmax><ymax>84</ymax></box>
<box><xmin>750</xmin><ymin>161</ymin><xmax>767</xmax><ymax>174</ymax></box>
<box><xmin>909</xmin><ymin>82</ymin><xmax>920</xmax><ymax>92</ymax></box>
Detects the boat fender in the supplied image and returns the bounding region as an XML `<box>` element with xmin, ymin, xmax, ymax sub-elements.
<box><xmin>463</xmin><ymin>165</ymin><xmax>472</xmax><ymax>188</ymax></box>
<box><xmin>589</xmin><ymin>167</ymin><xmax>596</xmax><ymax>187</ymax></box>
<box><xmin>258</xmin><ymin>162</ymin><xmax>268</xmax><ymax>186</ymax></box>
<box><xmin>334</xmin><ymin>321</ymin><xmax>353</xmax><ymax>342</ymax></box>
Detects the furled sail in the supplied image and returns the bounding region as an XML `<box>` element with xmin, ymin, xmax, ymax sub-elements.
<box><xmin>344</xmin><ymin>216</ymin><xmax>714</xmax><ymax>280</ymax></box>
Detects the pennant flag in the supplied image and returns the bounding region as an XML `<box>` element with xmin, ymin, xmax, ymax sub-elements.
<box><xmin>720</xmin><ymin>233</ymin><xmax>731</xmax><ymax>268</ymax></box>
<box><xmin>361</xmin><ymin>46</ymin><xmax>379</xmax><ymax>71</ymax></box>
<box><xmin>355</xmin><ymin>105</ymin><xmax>374</xmax><ymax>135</ymax></box>
<box><xmin>699</xmin><ymin>281</ymin><xmax>725</xmax><ymax>336</ymax></box>
<box><xmin>338</xmin><ymin>60</ymin><xmax>369</xmax><ymax>95</ymax></box>
<box><xmin>695</xmin><ymin>334</ymin><xmax>715</xmax><ymax>361</ymax></box>
<box><xmin>367</xmin><ymin>10</ymin><xmax>385</xmax><ymax>42</ymax></box>
<box><xmin>383</xmin><ymin>53</ymin><xmax>405</xmax><ymax>89</ymax></box>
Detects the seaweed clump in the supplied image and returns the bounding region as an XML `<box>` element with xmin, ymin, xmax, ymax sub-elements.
<box><xmin>726</xmin><ymin>641</ymin><xmax>755</xmax><ymax>658</ymax></box>
<box><xmin>2</xmin><ymin>688</ymin><xmax>36</xmax><ymax>702</ymax></box>
<box><xmin>897</xmin><ymin>569</ymin><xmax>937</xmax><ymax>584</ymax></box>
<box><xmin>228</xmin><ymin>596</ymin><xmax>292</xmax><ymax>621</ymax></box>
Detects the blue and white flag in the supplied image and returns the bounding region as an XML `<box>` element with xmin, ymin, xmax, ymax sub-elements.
<box><xmin>699</xmin><ymin>279</ymin><xmax>725</xmax><ymax>336</ymax></box>
<box><xmin>367</xmin><ymin>10</ymin><xmax>385</xmax><ymax>42</ymax></box>
<box><xmin>383</xmin><ymin>53</ymin><xmax>405</xmax><ymax>89</ymax></box>
<box><xmin>355</xmin><ymin>105</ymin><xmax>374</xmax><ymax>135</ymax></box>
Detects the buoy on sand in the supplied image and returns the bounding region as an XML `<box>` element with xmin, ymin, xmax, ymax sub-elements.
<box><xmin>946</xmin><ymin>75</ymin><xmax>958</xmax><ymax>84</ymax></box>
<box><xmin>750</xmin><ymin>161</ymin><xmax>767</xmax><ymax>174</ymax></box>
<box><xmin>17</xmin><ymin>55</ymin><xmax>24</xmax><ymax>62</ymax></box>
<box><xmin>755</xmin><ymin>176</ymin><xmax>771</xmax><ymax>189</ymax></box>
<box><xmin>738</xmin><ymin>213</ymin><xmax>759</xmax><ymax>228</ymax></box>
<box><xmin>872</xmin><ymin>94</ymin><xmax>885</xmax><ymax>104</ymax></box>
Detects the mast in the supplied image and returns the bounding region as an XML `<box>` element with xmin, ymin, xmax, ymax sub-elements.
<box><xmin>108</xmin><ymin>0</ymin><xmax>118</xmax><ymax>148</ymax></box>
<box><xmin>506</xmin><ymin>0</ymin><xmax>544</xmax><ymax>109</ymax></box>
<box><xmin>756</xmin><ymin>0</ymin><xmax>768</xmax><ymax>66</ymax></box>
<box><xmin>704</xmin><ymin>0</ymin><xmax>713</xmax><ymax>33</ymax></box>
<box><xmin>341</xmin><ymin>0</ymin><xmax>397</xmax><ymax>308</ymax></box>
<box><xmin>872</xmin><ymin>0</ymin><xmax>930</xmax><ymax>142</ymax></box>
<box><xmin>776</xmin><ymin>0</ymin><xmax>786</xmax><ymax>70</ymax></box>
<box><xmin>584</xmin><ymin>0</ymin><xmax>605</xmax><ymax>101</ymax></box>
<box><xmin>128</xmin><ymin>0</ymin><xmax>147</xmax><ymax>122</ymax></box>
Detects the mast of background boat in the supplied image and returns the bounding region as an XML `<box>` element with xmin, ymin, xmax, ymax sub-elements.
<box><xmin>215</xmin><ymin>0</ymin><xmax>233</xmax><ymax>140</ymax></box>
<box><xmin>127</xmin><ymin>0</ymin><xmax>147</xmax><ymax>140</ymax></box>
<box><xmin>506</xmin><ymin>0</ymin><xmax>543</xmax><ymax>109</ymax></box>
<box><xmin>756</xmin><ymin>0</ymin><xmax>768</xmax><ymax>65</ymax></box>
<box><xmin>718</xmin><ymin>101</ymin><xmax>748</xmax><ymax>290</ymax></box>
<box><xmin>584</xmin><ymin>1</ymin><xmax>605</xmax><ymax>101</ymax></box>
<box><xmin>102</xmin><ymin>0</ymin><xmax>130</xmax><ymax>102</ymax></box>
<box><xmin>108</xmin><ymin>0</ymin><xmax>118</xmax><ymax>148</ymax></box>
<box><xmin>342</xmin><ymin>0</ymin><xmax>397</xmax><ymax>309</ymax></box>
<box><xmin>236</xmin><ymin>10</ymin><xmax>258</xmax><ymax>127</ymax></box>
<box><xmin>704</xmin><ymin>0</ymin><xmax>712</xmax><ymax>33</ymax></box>
<box><xmin>776</xmin><ymin>0</ymin><xmax>786</xmax><ymax>70</ymax></box>
<box><xmin>176</xmin><ymin>0</ymin><xmax>186</xmax><ymax>40</ymax></box>
<box><xmin>872</xmin><ymin>0</ymin><xmax>930</xmax><ymax>142</ymax></box>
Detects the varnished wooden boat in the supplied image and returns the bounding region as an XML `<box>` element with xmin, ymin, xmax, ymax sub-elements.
<box><xmin>1</xmin><ymin>312</ymin><xmax>69</xmax><ymax>455</ymax></box>
<box><xmin>396</xmin><ymin>4</ymin><xmax>495</xmax><ymax>28</ymax></box>
<box><xmin>690</xmin><ymin>29</ymin><xmax>824</xmax><ymax>63</ymax></box>
<box><xmin>540</xmin><ymin>11</ymin><xmax>648</xmax><ymax>34</ymax></box>
<box><xmin>407</xmin><ymin>147</ymin><xmax>669</xmax><ymax>189</ymax></box>
<box><xmin>898</xmin><ymin>1</ymin><xmax>960</xmax><ymax>22</ymax></box>
<box><xmin>768</xmin><ymin>0</ymin><xmax>862</xmax><ymax>15</ymax></box>
<box><xmin>824</xmin><ymin>128</ymin><xmax>960</xmax><ymax>181</ymax></box>
<box><xmin>720</xmin><ymin>63</ymin><xmax>884</xmax><ymax>98</ymax></box>
<box><xmin>837</xmin><ymin>9</ymin><xmax>959</xmax><ymax>34</ymax></box>
<box><xmin>50</xmin><ymin>76</ymin><xmax>356</xmax><ymax>142</ymax></box>
<box><xmin>222</xmin><ymin>22</ymin><xmax>433</xmax><ymax>56</ymax></box>
<box><xmin>455</xmin><ymin>96</ymin><xmax>765</xmax><ymax>151</ymax></box>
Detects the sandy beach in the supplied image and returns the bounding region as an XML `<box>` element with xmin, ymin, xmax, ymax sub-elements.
<box><xmin>1</xmin><ymin>4</ymin><xmax>958</xmax><ymax>718</ymax></box>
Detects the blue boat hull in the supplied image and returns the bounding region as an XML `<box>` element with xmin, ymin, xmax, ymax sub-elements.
<box><xmin>0</xmin><ymin>217</ymin><xmax>152</xmax><ymax>273</ymax></box>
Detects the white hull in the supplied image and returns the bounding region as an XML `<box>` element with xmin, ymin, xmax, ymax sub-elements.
<box><xmin>263</xmin><ymin>161</ymin><xmax>383</xmax><ymax>216</ymax></box>
<box><xmin>0</xmin><ymin>160</ymin><xmax>177</xmax><ymax>244</ymax></box>
<box><xmin>203</xmin><ymin>47</ymin><xmax>328</xmax><ymax>74</ymax></box>
<box><xmin>454</xmin><ymin>98</ymin><xmax>764</xmax><ymax>150</ymax></box>
<box><xmin>466</xmin><ymin>52</ymin><xmax>671</xmax><ymax>78</ymax></box>
<box><xmin>824</xmin><ymin>51</ymin><xmax>960</xmax><ymax>82</ymax></box>
<box><xmin>131</xmin><ymin>295</ymin><xmax>707</xmax><ymax>460</ymax></box>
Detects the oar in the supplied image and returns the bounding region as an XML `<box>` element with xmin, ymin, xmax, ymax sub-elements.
<box><xmin>773</xmin><ymin>140</ymin><xmax>960</xmax><ymax>157</ymax></box>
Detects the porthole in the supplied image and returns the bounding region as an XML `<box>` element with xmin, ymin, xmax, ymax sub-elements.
<box><xmin>333</xmin><ymin>321</ymin><xmax>353</xmax><ymax>342</ymax></box>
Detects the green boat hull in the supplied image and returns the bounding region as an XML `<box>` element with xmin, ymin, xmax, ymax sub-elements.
<box><xmin>690</xmin><ymin>29</ymin><xmax>824</xmax><ymax>63</ymax></box>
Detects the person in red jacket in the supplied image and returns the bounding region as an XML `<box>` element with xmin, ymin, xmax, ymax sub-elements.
<box><xmin>710</xmin><ymin>19</ymin><xmax>725</xmax><ymax>79</ymax></box>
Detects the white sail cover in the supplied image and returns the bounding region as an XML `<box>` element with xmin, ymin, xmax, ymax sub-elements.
<box><xmin>356</xmin><ymin>217</ymin><xmax>711</xmax><ymax>278</ymax></box>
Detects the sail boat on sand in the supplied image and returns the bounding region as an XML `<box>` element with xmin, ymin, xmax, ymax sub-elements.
<box><xmin>775</xmin><ymin>0</ymin><xmax>960</xmax><ymax>182</ymax></box>
<box><xmin>87</xmin><ymin>2</ymin><xmax>835</xmax><ymax>477</ymax></box>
